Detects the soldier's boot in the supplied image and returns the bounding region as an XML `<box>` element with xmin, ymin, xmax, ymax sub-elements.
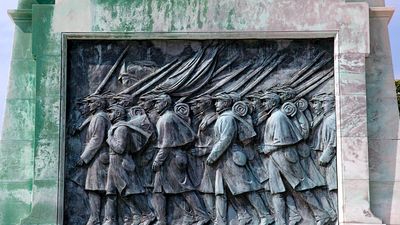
<box><xmin>272</xmin><ymin>194</ymin><xmax>286</xmax><ymax>225</ymax></box>
<box><xmin>103</xmin><ymin>195</ymin><xmax>118</xmax><ymax>225</ymax></box>
<box><xmin>87</xmin><ymin>192</ymin><xmax>101</xmax><ymax>225</ymax></box>
<box><xmin>120</xmin><ymin>196</ymin><xmax>141</xmax><ymax>225</ymax></box>
<box><xmin>298</xmin><ymin>190</ymin><xmax>330</xmax><ymax>225</ymax></box>
<box><xmin>230</xmin><ymin>194</ymin><xmax>252</xmax><ymax>225</ymax></box>
<box><xmin>313</xmin><ymin>188</ymin><xmax>337</xmax><ymax>222</ymax></box>
<box><xmin>287</xmin><ymin>195</ymin><xmax>302</xmax><ymax>225</ymax></box>
<box><xmin>153</xmin><ymin>193</ymin><xmax>167</xmax><ymax>225</ymax></box>
<box><xmin>214</xmin><ymin>194</ymin><xmax>228</xmax><ymax>225</ymax></box>
<box><xmin>141</xmin><ymin>212</ymin><xmax>156</xmax><ymax>225</ymax></box>
<box><xmin>182</xmin><ymin>191</ymin><xmax>210</xmax><ymax>225</ymax></box>
<box><xmin>122</xmin><ymin>214</ymin><xmax>141</xmax><ymax>225</ymax></box>
<box><xmin>245</xmin><ymin>192</ymin><xmax>274</xmax><ymax>225</ymax></box>
<box><xmin>86</xmin><ymin>217</ymin><xmax>101</xmax><ymax>225</ymax></box>
<box><xmin>129</xmin><ymin>194</ymin><xmax>156</xmax><ymax>225</ymax></box>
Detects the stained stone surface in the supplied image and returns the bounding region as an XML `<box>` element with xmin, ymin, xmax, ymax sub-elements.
<box><xmin>0</xmin><ymin>0</ymin><xmax>398</xmax><ymax>225</ymax></box>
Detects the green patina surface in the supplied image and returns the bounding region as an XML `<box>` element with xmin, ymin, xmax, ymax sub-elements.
<box><xmin>0</xmin><ymin>0</ymin><xmax>395</xmax><ymax>224</ymax></box>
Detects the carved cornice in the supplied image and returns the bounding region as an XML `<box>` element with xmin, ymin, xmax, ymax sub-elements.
<box><xmin>369</xmin><ymin>7</ymin><xmax>395</xmax><ymax>23</ymax></box>
<box><xmin>7</xmin><ymin>9</ymin><xmax>32</xmax><ymax>33</ymax></box>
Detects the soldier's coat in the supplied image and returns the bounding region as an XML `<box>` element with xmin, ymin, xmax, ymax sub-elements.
<box><xmin>208</xmin><ymin>110</ymin><xmax>262</xmax><ymax>195</ymax></box>
<box><xmin>263</xmin><ymin>108</ymin><xmax>318</xmax><ymax>194</ymax></box>
<box><xmin>153</xmin><ymin>110</ymin><xmax>196</xmax><ymax>194</ymax></box>
<box><xmin>80</xmin><ymin>111</ymin><xmax>110</xmax><ymax>191</ymax></box>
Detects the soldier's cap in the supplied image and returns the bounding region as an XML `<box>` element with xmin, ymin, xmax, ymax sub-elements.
<box><xmin>188</xmin><ymin>94</ymin><xmax>213</xmax><ymax>104</ymax></box>
<box><xmin>76</xmin><ymin>98</ymin><xmax>89</xmax><ymax>104</ymax></box>
<box><xmin>309</xmin><ymin>93</ymin><xmax>325</xmax><ymax>102</ymax></box>
<box><xmin>153</xmin><ymin>94</ymin><xmax>172</xmax><ymax>104</ymax></box>
<box><xmin>113</xmin><ymin>94</ymin><xmax>133</xmax><ymax>101</ymax></box>
<box><xmin>84</xmin><ymin>94</ymin><xmax>106</xmax><ymax>102</ymax></box>
<box><xmin>107</xmin><ymin>104</ymin><xmax>126</xmax><ymax>113</ymax></box>
<box><xmin>139</xmin><ymin>94</ymin><xmax>157</xmax><ymax>102</ymax></box>
<box><xmin>260</xmin><ymin>91</ymin><xmax>280</xmax><ymax>101</ymax></box>
<box><xmin>322</xmin><ymin>94</ymin><xmax>335</xmax><ymax>102</ymax></box>
<box><xmin>212</xmin><ymin>92</ymin><xmax>240</xmax><ymax>101</ymax></box>
<box><xmin>245</xmin><ymin>91</ymin><xmax>264</xmax><ymax>99</ymax></box>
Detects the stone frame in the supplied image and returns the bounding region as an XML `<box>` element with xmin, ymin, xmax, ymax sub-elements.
<box><xmin>2</xmin><ymin>1</ymin><xmax>386</xmax><ymax>225</ymax></box>
<box><xmin>59</xmin><ymin>27</ymin><xmax>376</xmax><ymax>225</ymax></box>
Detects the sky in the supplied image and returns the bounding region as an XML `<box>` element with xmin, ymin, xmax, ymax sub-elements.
<box><xmin>0</xmin><ymin>1</ymin><xmax>398</xmax><ymax>133</ymax></box>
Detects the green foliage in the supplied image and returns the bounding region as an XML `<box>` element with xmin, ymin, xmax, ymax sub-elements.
<box><xmin>395</xmin><ymin>80</ymin><xmax>400</xmax><ymax>113</ymax></box>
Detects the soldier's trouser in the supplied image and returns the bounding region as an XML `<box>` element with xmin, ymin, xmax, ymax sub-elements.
<box><xmin>105</xmin><ymin>194</ymin><xmax>152</xmax><ymax>221</ymax></box>
<box><xmin>88</xmin><ymin>191</ymin><xmax>101</xmax><ymax>224</ymax></box>
<box><xmin>234</xmin><ymin>192</ymin><xmax>271</xmax><ymax>218</ymax></box>
<box><xmin>297</xmin><ymin>190</ymin><xmax>328</xmax><ymax>220</ymax></box>
<box><xmin>182</xmin><ymin>192</ymin><xmax>209</xmax><ymax>221</ymax></box>
<box><xmin>216</xmin><ymin>191</ymin><xmax>272</xmax><ymax>225</ymax></box>
<box><xmin>272</xmin><ymin>194</ymin><xmax>286</xmax><ymax>225</ymax></box>
<box><xmin>153</xmin><ymin>193</ymin><xmax>167</xmax><ymax>223</ymax></box>
<box><xmin>313</xmin><ymin>188</ymin><xmax>336</xmax><ymax>219</ymax></box>
<box><xmin>286</xmin><ymin>194</ymin><xmax>301</xmax><ymax>222</ymax></box>
<box><xmin>153</xmin><ymin>192</ymin><xmax>209</xmax><ymax>223</ymax></box>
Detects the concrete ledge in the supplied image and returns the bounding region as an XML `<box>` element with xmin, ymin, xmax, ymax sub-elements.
<box><xmin>7</xmin><ymin>9</ymin><xmax>32</xmax><ymax>33</ymax></box>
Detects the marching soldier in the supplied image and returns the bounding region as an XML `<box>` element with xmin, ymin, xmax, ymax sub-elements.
<box><xmin>152</xmin><ymin>94</ymin><xmax>210</xmax><ymax>225</ymax></box>
<box><xmin>207</xmin><ymin>92</ymin><xmax>274</xmax><ymax>225</ymax></box>
<box><xmin>189</xmin><ymin>95</ymin><xmax>218</xmax><ymax>219</ymax></box>
<box><xmin>104</xmin><ymin>104</ymin><xmax>155</xmax><ymax>225</ymax></box>
<box><xmin>76</xmin><ymin>95</ymin><xmax>110</xmax><ymax>225</ymax></box>
<box><xmin>259</xmin><ymin>92</ymin><xmax>331</xmax><ymax>225</ymax></box>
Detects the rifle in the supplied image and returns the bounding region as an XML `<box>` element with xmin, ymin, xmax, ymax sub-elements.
<box><xmin>129</xmin><ymin>60</ymin><xmax>183</xmax><ymax>99</ymax></box>
<box><xmin>287</xmin><ymin>51</ymin><xmax>325</xmax><ymax>86</ymax></box>
<box><xmin>294</xmin><ymin>68</ymin><xmax>334</xmax><ymax>93</ymax></box>
<box><xmin>240</xmin><ymin>54</ymin><xmax>286</xmax><ymax>96</ymax></box>
<box><xmin>290</xmin><ymin>56</ymin><xmax>332</xmax><ymax>88</ymax></box>
<box><xmin>294</xmin><ymin>70</ymin><xmax>334</xmax><ymax>100</ymax></box>
<box><xmin>224</xmin><ymin>54</ymin><xmax>278</xmax><ymax>93</ymax></box>
<box><xmin>119</xmin><ymin>58</ymin><xmax>179</xmax><ymax>95</ymax></box>
<box><xmin>94</xmin><ymin>46</ymin><xmax>130</xmax><ymax>95</ymax></box>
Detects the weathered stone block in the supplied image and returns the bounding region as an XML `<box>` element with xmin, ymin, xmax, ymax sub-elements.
<box><xmin>370</xmin><ymin>181</ymin><xmax>400</xmax><ymax>225</ymax></box>
<box><xmin>11</xmin><ymin>29</ymin><xmax>33</xmax><ymax>60</ymax></box>
<box><xmin>369</xmin><ymin>139</ymin><xmax>400</xmax><ymax>182</ymax></box>
<box><xmin>0</xmin><ymin>181</ymin><xmax>32</xmax><ymax>225</ymax></box>
<box><xmin>20</xmin><ymin>180</ymin><xmax>58</xmax><ymax>225</ymax></box>
<box><xmin>341</xmin><ymin>137</ymin><xmax>369</xmax><ymax>180</ymax></box>
<box><xmin>32</xmin><ymin>5</ymin><xmax>61</xmax><ymax>57</ymax></box>
<box><xmin>7</xmin><ymin>59</ymin><xmax>36</xmax><ymax>100</ymax></box>
<box><xmin>366</xmin><ymin>97</ymin><xmax>399</xmax><ymax>139</ymax></box>
<box><xmin>34</xmin><ymin>139</ymin><xmax>59</xmax><ymax>180</ymax></box>
<box><xmin>1</xmin><ymin>99</ymin><xmax>35</xmax><ymax>141</ymax></box>
<box><xmin>36</xmin><ymin>97</ymin><xmax>60</xmax><ymax>139</ymax></box>
<box><xmin>339</xmin><ymin>95</ymin><xmax>368</xmax><ymax>137</ymax></box>
<box><xmin>0</xmin><ymin>141</ymin><xmax>34</xmax><ymax>181</ymax></box>
<box><xmin>36</xmin><ymin>56</ymin><xmax>61</xmax><ymax>97</ymax></box>
<box><xmin>342</xmin><ymin>179</ymin><xmax>382</xmax><ymax>224</ymax></box>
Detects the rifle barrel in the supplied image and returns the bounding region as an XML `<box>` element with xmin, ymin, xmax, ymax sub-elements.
<box><xmin>240</xmin><ymin>55</ymin><xmax>285</xmax><ymax>96</ymax></box>
<box><xmin>119</xmin><ymin>59</ymin><xmax>179</xmax><ymax>95</ymax></box>
<box><xmin>287</xmin><ymin>51</ymin><xmax>325</xmax><ymax>85</ymax></box>
<box><xmin>294</xmin><ymin>71</ymin><xmax>334</xmax><ymax>100</ymax></box>
<box><xmin>94</xmin><ymin>46</ymin><xmax>130</xmax><ymax>95</ymax></box>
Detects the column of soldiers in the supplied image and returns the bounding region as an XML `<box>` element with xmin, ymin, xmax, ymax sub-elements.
<box><xmin>75</xmin><ymin>88</ymin><xmax>338</xmax><ymax>225</ymax></box>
